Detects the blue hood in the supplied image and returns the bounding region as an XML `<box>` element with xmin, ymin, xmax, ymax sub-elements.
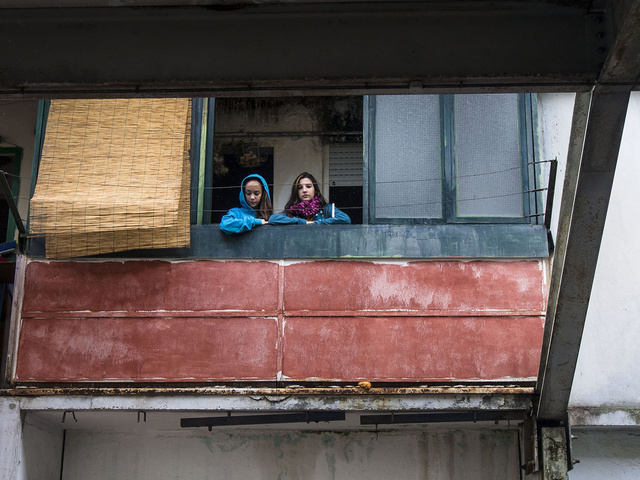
<box><xmin>239</xmin><ymin>174</ymin><xmax>271</xmax><ymax>211</ymax></box>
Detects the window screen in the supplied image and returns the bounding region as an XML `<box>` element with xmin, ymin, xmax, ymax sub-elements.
<box><xmin>373</xmin><ymin>95</ymin><xmax>442</xmax><ymax>219</ymax></box>
<box><xmin>368</xmin><ymin>93</ymin><xmax>532</xmax><ymax>224</ymax></box>
<box><xmin>454</xmin><ymin>94</ymin><xmax>523</xmax><ymax>218</ymax></box>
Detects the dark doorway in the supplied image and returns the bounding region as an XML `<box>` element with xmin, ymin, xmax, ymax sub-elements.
<box><xmin>0</xmin><ymin>154</ymin><xmax>16</xmax><ymax>242</ymax></box>
<box><xmin>210</xmin><ymin>145</ymin><xmax>274</xmax><ymax>224</ymax></box>
<box><xmin>329</xmin><ymin>186</ymin><xmax>363</xmax><ymax>225</ymax></box>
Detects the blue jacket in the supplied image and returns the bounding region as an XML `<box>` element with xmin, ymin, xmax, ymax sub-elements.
<box><xmin>219</xmin><ymin>174</ymin><xmax>271</xmax><ymax>234</ymax></box>
<box><xmin>269</xmin><ymin>203</ymin><xmax>351</xmax><ymax>225</ymax></box>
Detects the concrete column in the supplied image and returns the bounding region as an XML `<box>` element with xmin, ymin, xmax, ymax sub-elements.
<box><xmin>541</xmin><ymin>426</ymin><xmax>569</xmax><ymax>480</ymax></box>
<box><xmin>0</xmin><ymin>396</ymin><xmax>24</xmax><ymax>480</ymax></box>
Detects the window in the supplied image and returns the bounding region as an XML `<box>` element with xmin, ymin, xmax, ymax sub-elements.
<box><xmin>190</xmin><ymin>96</ymin><xmax>364</xmax><ymax>225</ymax></box>
<box><xmin>365</xmin><ymin>94</ymin><xmax>539</xmax><ymax>225</ymax></box>
<box><xmin>29</xmin><ymin>95</ymin><xmax>548</xmax><ymax>260</ymax></box>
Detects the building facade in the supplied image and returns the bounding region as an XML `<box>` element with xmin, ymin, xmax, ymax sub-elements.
<box><xmin>1</xmin><ymin>1</ymin><xmax>639</xmax><ymax>479</ymax></box>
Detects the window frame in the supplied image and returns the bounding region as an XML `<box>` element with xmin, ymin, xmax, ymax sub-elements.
<box><xmin>364</xmin><ymin>93</ymin><xmax>541</xmax><ymax>226</ymax></box>
<box><xmin>0</xmin><ymin>146</ymin><xmax>23</xmax><ymax>243</ymax></box>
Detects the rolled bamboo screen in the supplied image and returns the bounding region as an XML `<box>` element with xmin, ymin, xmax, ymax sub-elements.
<box><xmin>29</xmin><ymin>98</ymin><xmax>191</xmax><ymax>258</ymax></box>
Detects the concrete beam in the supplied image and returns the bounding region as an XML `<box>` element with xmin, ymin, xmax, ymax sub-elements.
<box><xmin>10</xmin><ymin>390</ymin><xmax>533</xmax><ymax>413</ymax></box>
<box><xmin>537</xmin><ymin>87</ymin><xmax>630</xmax><ymax>421</ymax></box>
<box><xmin>0</xmin><ymin>2</ymin><xmax>605</xmax><ymax>97</ymax></box>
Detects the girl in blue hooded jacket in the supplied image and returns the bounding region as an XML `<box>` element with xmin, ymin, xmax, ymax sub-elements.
<box><xmin>269</xmin><ymin>172</ymin><xmax>351</xmax><ymax>226</ymax></box>
<box><xmin>219</xmin><ymin>174</ymin><xmax>273</xmax><ymax>234</ymax></box>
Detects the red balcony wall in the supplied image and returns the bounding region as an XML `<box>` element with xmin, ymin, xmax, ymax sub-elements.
<box><xmin>15</xmin><ymin>259</ymin><xmax>546</xmax><ymax>383</ymax></box>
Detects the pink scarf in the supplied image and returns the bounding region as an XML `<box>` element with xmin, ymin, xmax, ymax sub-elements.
<box><xmin>288</xmin><ymin>196</ymin><xmax>321</xmax><ymax>218</ymax></box>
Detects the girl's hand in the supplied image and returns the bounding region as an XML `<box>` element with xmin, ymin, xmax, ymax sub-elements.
<box><xmin>306</xmin><ymin>220</ymin><xmax>314</xmax><ymax>225</ymax></box>
<box><xmin>261</xmin><ymin>219</ymin><xmax>268</xmax><ymax>225</ymax></box>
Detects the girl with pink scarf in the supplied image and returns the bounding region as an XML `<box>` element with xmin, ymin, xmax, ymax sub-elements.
<box><xmin>268</xmin><ymin>172</ymin><xmax>351</xmax><ymax>226</ymax></box>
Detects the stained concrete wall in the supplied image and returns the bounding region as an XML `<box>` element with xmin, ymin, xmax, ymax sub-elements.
<box><xmin>15</xmin><ymin>259</ymin><xmax>546</xmax><ymax>383</ymax></box>
<box><xmin>22</xmin><ymin>413</ymin><xmax>64</xmax><ymax>480</ymax></box>
<box><xmin>568</xmin><ymin>429</ymin><xmax>640</xmax><ymax>480</ymax></box>
<box><xmin>0</xmin><ymin>397</ymin><xmax>24</xmax><ymax>480</ymax></box>
<box><xmin>59</xmin><ymin>427</ymin><xmax>520</xmax><ymax>480</ymax></box>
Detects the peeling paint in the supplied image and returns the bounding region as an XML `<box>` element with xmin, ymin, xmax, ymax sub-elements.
<box><xmin>15</xmin><ymin>258</ymin><xmax>545</xmax><ymax>384</ymax></box>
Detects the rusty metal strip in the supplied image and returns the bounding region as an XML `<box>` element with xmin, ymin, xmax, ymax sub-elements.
<box><xmin>3</xmin><ymin>385</ymin><xmax>534</xmax><ymax>397</ymax></box>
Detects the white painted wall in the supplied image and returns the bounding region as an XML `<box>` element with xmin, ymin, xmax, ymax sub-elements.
<box><xmin>538</xmin><ymin>91</ymin><xmax>640</xmax><ymax>411</ymax></box>
<box><xmin>215</xmin><ymin>99</ymin><xmax>328</xmax><ymax>211</ymax></box>
<box><xmin>214</xmin><ymin>98</ymin><xmax>360</xmax><ymax>211</ymax></box>
<box><xmin>537</xmin><ymin>92</ymin><xmax>640</xmax><ymax>411</ymax></box>
<box><xmin>273</xmin><ymin>136</ymin><xmax>324</xmax><ymax>210</ymax></box>
<box><xmin>535</xmin><ymin>93</ymin><xmax>576</xmax><ymax>239</ymax></box>
<box><xmin>568</xmin><ymin>93</ymin><xmax>640</xmax><ymax>409</ymax></box>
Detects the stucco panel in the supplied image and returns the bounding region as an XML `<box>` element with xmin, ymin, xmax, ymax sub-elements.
<box><xmin>283</xmin><ymin>260</ymin><xmax>545</xmax><ymax>313</ymax></box>
<box><xmin>282</xmin><ymin>316</ymin><xmax>544</xmax><ymax>382</ymax></box>
<box><xmin>22</xmin><ymin>260</ymin><xmax>279</xmax><ymax>313</ymax></box>
<box><xmin>16</xmin><ymin>316</ymin><xmax>278</xmax><ymax>382</ymax></box>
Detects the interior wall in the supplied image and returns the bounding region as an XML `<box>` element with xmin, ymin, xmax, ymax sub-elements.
<box><xmin>273</xmin><ymin>137</ymin><xmax>323</xmax><ymax>211</ymax></box>
<box><xmin>214</xmin><ymin>97</ymin><xmax>362</xmax><ymax>212</ymax></box>
<box><xmin>59</xmin><ymin>427</ymin><xmax>520</xmax><ymax>480</ymax></box>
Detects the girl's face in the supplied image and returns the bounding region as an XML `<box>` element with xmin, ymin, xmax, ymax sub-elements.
<box><xmin>297</xmin><ymin>178</ymin><xmax>316</xmax><ymax>202</ymax></box>
<box><xmin>244</xmin><ymin>180</ymin><xmax>263</xmax><ymax>209</ymax></box>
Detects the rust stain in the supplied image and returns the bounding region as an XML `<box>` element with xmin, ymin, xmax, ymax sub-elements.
<box><xmin>4</xmin><ymin>385</ymin><xmax>535</xmax><ymax>397</ymax></box>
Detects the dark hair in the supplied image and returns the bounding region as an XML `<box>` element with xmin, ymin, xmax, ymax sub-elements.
<box><xmin>284</xmin><ymin>172</ymin><xmax>327</xmax><ymax>218</ymax></box>
<box><xmin>243</xmin><ymin>177</ymin><xmax>273</xmax><ymax>221</ymax></box>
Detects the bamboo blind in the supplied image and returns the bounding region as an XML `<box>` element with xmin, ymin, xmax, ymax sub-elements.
<box><xmin>29</xmin><ymin>98</ymin><xmax>191</xmax><ymax>258</ymax></box>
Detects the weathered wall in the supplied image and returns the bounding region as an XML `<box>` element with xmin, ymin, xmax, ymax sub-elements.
<box><xmin>537</xmin><ymin>92</ymin><xmax>640</xmax><ymax>478</ymax></box>
<box><xmin>58</xmin><ymin>426</ymin><xmax>520</xmax><ymax>480</ymax></box>
<box><xmin>0</xmin><ymin>397</ymin><xmax>24</xmax><ymax>480</ymax></box>
<box><xmin>537</xmin><ymin>92</ymin><xmax>640</xmax><ymax>411</ymax></box>
<box><xmin>568</xmin><ymin>429</ymin><xmax>640</xmax><ymax>480</ymax></box>
<box><xmin>567</xmin><ymin>93</ymin><xmax>640</xmax><ymax>409</ymax></box>
<box><xmin>15</xmin><ymin>259</ymin><xmax>546</xmax><ymax>383</ymax></box>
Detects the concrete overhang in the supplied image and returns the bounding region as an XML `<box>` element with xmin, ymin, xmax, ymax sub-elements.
<box><xmin>0</xmin><ymin>0</ymin><xmax>623</xmax><ymax>97</ymax></box>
